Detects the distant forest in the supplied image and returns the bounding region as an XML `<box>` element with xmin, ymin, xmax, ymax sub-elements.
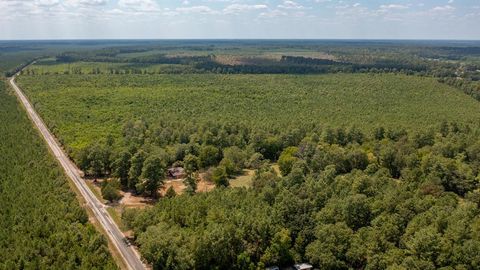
<box><xmin>8</xmin><ymin>40</ymin><xmax>477</xmax><ymax>100</ymax></box>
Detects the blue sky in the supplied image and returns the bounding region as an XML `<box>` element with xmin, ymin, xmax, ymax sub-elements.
<box><xmin>0</xmin><ymin>0</ymin><xmax>479</xmax><ymax>39</ymax></box>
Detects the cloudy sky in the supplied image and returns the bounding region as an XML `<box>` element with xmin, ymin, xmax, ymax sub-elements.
<box><xmin>0</xmin><ymin>0</ymin><xmax>479</xmax><ymax>40</ymax></box>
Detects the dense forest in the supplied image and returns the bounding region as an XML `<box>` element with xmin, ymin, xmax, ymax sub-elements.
<box><xmin>0</xmin><ymin>81</ymin><xmax>117</xmax><ymax>269</ymax></box>
<box><xmin>16</xmin><ymin>72</ymin><xmax>480</xmax><ymax>198</ymax></box>
<box><xmin>18</xmin><ymin>72</ymin><xmax>480</xmax><ymax>152</ymax></box>
<box><xmin>123</xmin><ymin>123</ymin><xmax>480</xmax><ymax>269</ymax></box>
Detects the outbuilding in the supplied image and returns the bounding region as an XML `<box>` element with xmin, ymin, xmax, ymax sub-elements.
<box><xmin>167</xmin><ymin>167</ymin><xmax>186</xmax><ymax>179</ymax></box>
<box><xmin>293</xmin><ymin>263</ymin><xmax>313</xmax><ymax>270</ymax></box>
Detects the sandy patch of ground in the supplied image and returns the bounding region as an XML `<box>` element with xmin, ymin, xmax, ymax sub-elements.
<box><xmin>119</xmin><ymin>191</ymin><xmax>156</xmax><ymax>208</ymax></box>
<box><xmin>160</xmin><ymin>179</ymin><xmax>185</xmax><ymax>196</ymax></box>
<box><xmin>271</xmin><ymin>164</ymin><xmax>281</xmax><ymax>176</ymax></box>
<box><xmin>197</xmin><ymin>178</ymin><xmax>216</xmax><ymax>193</ymax></box>
<box><xmin>160</xmin><ymin>177</ymin><xmax>215</xmax><ymax>196</ymax></box>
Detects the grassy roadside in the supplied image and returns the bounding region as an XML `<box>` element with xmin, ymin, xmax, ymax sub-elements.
<box><xmin>85</xmin><ymin>179</ymin><xmax>107</xmax><ymax>203</ymax></box>
<box><xmin>107</xmin><ymin>206</ymin><xmax>127</xmax><ymax>232</ymax></box>
<box><xmin>84</xmin><ymin>207</ymin><xmax>129</xmax><ymax>270</ymax></box>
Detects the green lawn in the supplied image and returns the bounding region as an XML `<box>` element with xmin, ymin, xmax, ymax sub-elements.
<box><xmin>230</xmin><ymin>169</ymin><xmax>255</xmax><ymax>188</ymax></box>
<box><xmin>17</xmin><ymin>72</ymin><xmax>480</xmax><ymax>155</ymax></box>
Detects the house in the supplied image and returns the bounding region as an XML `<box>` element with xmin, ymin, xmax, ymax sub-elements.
<box><xmin>293</xmin><ymin>263</ymin><xmax>313</xmax><ymax>270</ymax></box>
<box><xmin>167</xmin><ymin>167</ymin><xmax>186</xmax><ymax>179</ymax></box>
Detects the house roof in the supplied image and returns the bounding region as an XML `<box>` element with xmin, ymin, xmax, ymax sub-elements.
<box><xmin>294</xmin><ymin>263</ymin><xmax>313</xmax><ymax>270</ymax></box>
<box><xmin>168</xmin><ymin>167</ymin><xmax>185</xmax><ymax>177</ymax></box>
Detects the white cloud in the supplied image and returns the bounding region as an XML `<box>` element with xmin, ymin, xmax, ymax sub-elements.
<box><xmin>66</xmin><ymin>0</ymin><xmax>108</xmax><ymax>6</ymax></box>
<box><xmin>278</xmin><ymin>0</ymin><xmax>304</xmax><ymax>9</ymax></box>
<box><xmin>35</xmin><ymin>0</ymin><xmax>60</xmax><ymax>7</ymax></box>
<box><xmin>0</xmin><ymin>0</ymin><xmax>62</xmax><ymax>14</ymax></box>
<box><xmin>176</xmin><ymin>5</ymin><xmax>217</xmax><ymax>14</ymax></box>
<box><xmin>379</xmin><ymin>4</ymin><xmax>409</xmax><ymax>10</ymax></box>
<box><xmin>118</xmin><ymin>0</ymin><xmax>160</xmax><ymax>12</ymax></box>
<box><xmin>334</xmin><ymin>3</ymin><xmax>377</xmax><ymax>19</ymax></box>
<box><xmin>259</xmin><ymin>9</ymin><xmax>287</xmax><ymax>18</ymax></box>
<box><xmin>223</xmin><ymin>4</ymin><xmax>267</xmax><ymax>14</ymax></box>
<box><xmin>432</xmin><ymin>5</ymin><xmax>455</xmax><ymax>12</ymax></box>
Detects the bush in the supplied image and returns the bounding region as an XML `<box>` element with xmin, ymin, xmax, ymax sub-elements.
<box><xmin>212</xmin><ymin>166</ymin><xmax>229</xmax><ymax>187</ymax></box>
<box><xmin>101</xmin><ymin>181</ymin><xmax>122</xmax><ymax>202</ymax></box>
<box><xmin>165</xmin><ymin>186</ymin><xmax>177</xmax><ymax>198</ymax></box>
<box><xmin>278</xmin><ymin>147</ymin><xmax>299</xmax><ymax>176</ymax></box>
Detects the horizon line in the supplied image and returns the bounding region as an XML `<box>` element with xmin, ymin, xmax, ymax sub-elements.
<box><xmin>1</xmin><ymin>38</ymin><xmax>480</xmax><ymax>42</ymax></box>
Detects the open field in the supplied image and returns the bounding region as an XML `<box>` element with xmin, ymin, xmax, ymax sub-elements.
<box><xmin>17</xmin><ymin>72</ymin><xmax>480</xmax><ymax>156</ymax></box>
<box><xmin>0</xmin><ymin>81</ymin><xmax>116</xmax><ymax>269</ymax></box>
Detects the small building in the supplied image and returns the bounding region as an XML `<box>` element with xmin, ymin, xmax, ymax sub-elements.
<box><xmin>167</xmin><ymin>167</ymin><xmax>186</xmax><ymax>179</ymax></box>
<box><xmin>294</xmin><ymin>263</ymin><xmax>313</xmax><ymax>270</ymax></box>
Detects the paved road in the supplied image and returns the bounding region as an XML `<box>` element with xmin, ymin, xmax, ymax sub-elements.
<box><xmin>9</xmin><ymin>74</ymin><xmax>146</xmax><ymax>270</ymax></box>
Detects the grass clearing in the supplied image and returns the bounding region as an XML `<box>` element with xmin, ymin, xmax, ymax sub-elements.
<box><xmin>271</xmin><ymin>164</ymin><xmax>281</xmax><ymax>176</ymax></box>
<box><xmin>230</xmin><ymin>169</ymin><xmax>255</xmax><ymax>188</ymax></box>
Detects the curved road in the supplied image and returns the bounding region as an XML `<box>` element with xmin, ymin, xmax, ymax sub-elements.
<box><xmin>9</xmin><ymin>74</ymin><xmax>146</xmax><ymax>270</ymax></box>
